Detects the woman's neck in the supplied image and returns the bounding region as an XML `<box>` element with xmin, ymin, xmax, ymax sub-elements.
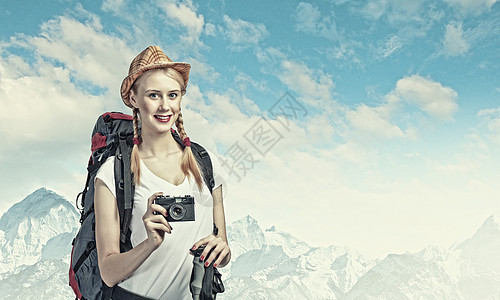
<box><xmin>139</xmin><ymin>131</ymin><xmax>182</xmax><ymax>158</ymax></box>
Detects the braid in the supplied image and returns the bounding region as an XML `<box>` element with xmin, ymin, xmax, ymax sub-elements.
<box><xmin>176</xmin><ymin>112</ymin><xmax>203</xmax><ymax>190</ymax></box>
<box><xmin>131</xmin><ymin>108</ymin><xmax>142</xmax><ymax>185</ymax></box>
<box><xmin>175</xmin><ymin>112</ymin><xmax>187</xmax><ymax>139</ymax></box>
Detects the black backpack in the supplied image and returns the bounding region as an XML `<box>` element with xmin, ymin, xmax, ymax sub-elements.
<box><xmin>69</xmin><ymin>112</ymin><xmax>215</xmax><ymax>300</ymax></box>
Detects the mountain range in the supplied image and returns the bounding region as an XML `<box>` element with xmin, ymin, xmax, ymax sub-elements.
<box><xmin>0</xmin><ymin>188</ymin><xmax>498</xmax><ymax>299</ymax></box>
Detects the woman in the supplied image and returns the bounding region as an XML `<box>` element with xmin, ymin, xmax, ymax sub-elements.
<box><xmin>94</xmin><ymin>46</ymin><xmax>231</xmax><ymax>299</ymax></box>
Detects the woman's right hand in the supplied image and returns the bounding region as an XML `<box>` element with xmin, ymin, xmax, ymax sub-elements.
<box><xmin>142</xmin><ymin>192</ymin><xmax>172</xmax><ymax>250</ymax></box>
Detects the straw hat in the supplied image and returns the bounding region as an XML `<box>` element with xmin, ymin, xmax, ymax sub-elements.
<box><xmin>120</xmin><ymin>46</ymin><xmax>191</xmax><ymax>108</ymax></box>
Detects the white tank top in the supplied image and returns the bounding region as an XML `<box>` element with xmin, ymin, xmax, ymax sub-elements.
<box><xmin>96</xmin><ymin>156</ymin><xmax>215</xmax><ymax>299</ymax></box>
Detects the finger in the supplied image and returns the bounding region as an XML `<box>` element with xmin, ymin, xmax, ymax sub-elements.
<box><xmin>144</xmin><ymin>215</ymin><xmax>173</xmax><ymax>232</ymax></box>
<box><xmin>147</xmin><ymin>192</ymin><xmax>164</xmax><ymax>212</ymax></box>
<box><xmin>151</xmin><ymin>203</ymin><xmax>168</xmax><ymax>217</ymax></box>
<box><xmin>148</xmin><ymin>192</ymin><xmax>164</xmax><ymax>202</ymax></box>
<box><xmin>145</xmin><ymin>219</ymin><xmax>172</xmax><ymax>234</ymax></box>
<box><xmin>212</xmin><ymin>247</ymin><xmax>230</xmax><ymax>268</ymax></box>
<box><xmin>199</xmin><ymin>237</ymin><xmax>221</xmax><ymax>261</ymax></box>
<box><xmin>191</xmin><ymin>234</ymin><xmax>215</xmax><ymax>251</ymax></box>
<box><xmin>204</xmin><ymin>243</ymin><xmax>226</xmax><ymax>267</ymax></box>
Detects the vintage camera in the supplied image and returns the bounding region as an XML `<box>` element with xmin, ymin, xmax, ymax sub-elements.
<box><xmin>154</xmin><ymin>195</ymin><xmax>195</xmax><ymax>222</ymax></box>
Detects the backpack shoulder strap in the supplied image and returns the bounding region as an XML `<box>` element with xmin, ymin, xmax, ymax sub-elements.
<box><xmin>191</xmin><ymin>142</ymin><xmax>215</xmax><ymax>193</ymax></box>
<box><xmin>171</xmin><ymin>130</ymin><xmax>215</xmax><ymax>193</ymax></box>
<box><xmin>114</xmin><ymin>131</ymin><xmax>134</xmax><ymax>252</ymax></box>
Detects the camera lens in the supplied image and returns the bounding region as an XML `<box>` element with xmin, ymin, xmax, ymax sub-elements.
<box><xmin>169</xmin><ymin>203</ymin><xmax>186</xmax><ymax>220</ymax></box>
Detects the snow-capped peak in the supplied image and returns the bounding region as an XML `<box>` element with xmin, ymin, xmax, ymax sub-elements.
<box><xmin>227</xmin><ymin>215</ymin><xmax>266</xmax><ymax>259</ymax></box>
<box><xmin>0</xmin><ymin>188</ymin><xmax>77</xmax><ymax>232</ymax></box>
<box><xmin>455</xmin><ymin>215</ymin><xmax>500</xmax><ymax>272</ymax></box>
<box><xmin>0</xmin><ymin>188</ymin><xmax>79</xmax><ymax>276</ymax></box>
<box><xmin>477</xmin><ymin>215</ymin><xmax>499</xmax><ymax>232</ymax></box>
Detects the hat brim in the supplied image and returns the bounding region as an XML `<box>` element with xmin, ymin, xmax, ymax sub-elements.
<box><xmin>120</xmin><ymin>62</ymin><xmax>191</xmax><ymax>108</ymax></box>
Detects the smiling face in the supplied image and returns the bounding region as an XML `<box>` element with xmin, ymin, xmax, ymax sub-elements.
<box><xmin>130</xmin><ymin>69</ymin><xmax>183</xmax><ymax>137</ymax></box>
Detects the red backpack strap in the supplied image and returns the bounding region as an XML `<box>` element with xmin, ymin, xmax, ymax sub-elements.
<box><xmin>102</xmin><ymin>112</ymin><xmax>133</xmax><ymax>121</ymax></box>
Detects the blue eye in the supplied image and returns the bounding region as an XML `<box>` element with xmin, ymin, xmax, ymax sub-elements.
<box><xmin>149</xmin><ymin>93</ymin><xmax>160</xmax><ymax>99</ymax></box>
<box><xmin>169</xmin><ymin>92</ymin><xmax>179</xmax><ymax>99</ymax></box>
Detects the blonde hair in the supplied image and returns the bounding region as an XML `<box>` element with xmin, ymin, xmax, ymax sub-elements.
<box><xmin>129</xmin><ymin>68</ymin><xmax>203</xmax><ymax>190</ymax></box>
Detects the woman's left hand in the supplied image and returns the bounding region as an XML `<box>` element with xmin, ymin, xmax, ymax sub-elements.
<box><xmin>191</xmin><ymin>234</ymin><xmax>231</xmax><ymax>268</ymax></box>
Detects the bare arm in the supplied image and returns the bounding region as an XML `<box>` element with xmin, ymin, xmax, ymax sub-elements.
<box><xmin>192</xmin><ymin>184</ymin><xmax>231</xmax><ymax>268</ymax></box>
<box><xmin>94</xmin><ymin>178</ymin><xmax>171</xmax><ymax>287</ymax></box>
<box><xmin>212</xmin><ymin>185</ymin><xmax>231</xmax><ymax>267</ymax></box>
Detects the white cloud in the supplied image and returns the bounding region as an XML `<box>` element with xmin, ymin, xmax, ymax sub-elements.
<box><xmin>361</xmin><ymin>0</ymin><xmax>425</xmax><ymax>22</ymax></box>
<box><xmin>431</xmin><ymin>159</ymin><xmax>477</xmax><ymax>175</ymax></box>
<box><xmin>487</xmin><ymin>116</ymin><xmax>500</xmax><ymax>133</ymax></box>
<box><xmin>443</xmin><ymin>22</ymin><xmax>470</xmax><ymax>56</ymax></box>
<box><xmin>187</xmin><ymin>57</ymin><xmax>220</xmax><ymax>83</ymax></box>
<box><xmin>253</xmin><ymin>48</ymin><xmax>340</xmax><ymax>145</ymax></box>
<box><xmin>159</xmin><ymin>0</ymin><xmax>208</xmax><ymax>53</ymax></box>
<box><xmin>444</xmin><ymin>0</ymin><xmax>498</xmax><ymax>16</ymax></box>
<box><xmin>294</xmin><ymin>2</ymin><xmax>339</xmax><ymax>40</ymax></box>
<box><xmin>334</xmin><ymin>142</ymin><xmax>369</xmax><ymax>164</ymax></box>
<box><xmin>278</xmin><ymin>59</ymin><xmax>336</xmax><ymax>108</ymax></box>
<box><xmin>342</xmin><ymin>75</ymin><xmax>458</xmax><ymax>139</ymax></box>
<box><xmin>326</xmin><ymin>43</ymin><xmax>356</xmax><ymax>60</ymax></box>
<box><xmin>346</xmin><ymin>104</ymin><xmax>405</xmax><ymax>139</ymax></box>
<box><xmin>391</xmin><ymin>75</ymin><xmax>459</xmax><ymax>121</ymax></box>
<box><xmin>0</xmin><ymin>55</ymin><xmax>104</xmax><ymax>144</ymax></box>
<box><xmin>377</xmin><ymin>34</ymin><xmax>403</xmax><ymax>58</ymax></box>
<box><xmin>361</xmin><ymin>0</ymin><xmax>389</xmax><ymax>19</ymax></box>
<box><xmin>162</xmin><ymin>1</ymin><xmax>205</xmax><ymax>39</ymax></box>
<box><xmin>360</xmin><ymin>0</ymin><xmax>443</xmax><ymax>43</ymax></box>
<box><xmin>27</xmin><ymin>15</ymin><xmax>133</xmax><ymax>93</ymax></box>
<box><xmin>302</xmin><ymin>114</ymin><xmax>336</xmax><ymax>144</ymax></box>
<box><xmin>255</xmin><ymin>47</ymin><xmax>287</xmax><ymax>65</ymax></box>
<box><xmin>478</xmin><ymin>108</ymin><xmax>500</xmax><ymax>143</ymax></box>
<box><xmin>0</xmin><ymin>13</ymin><xmax>132</xmax><ymax>147</ymax></box>
<box><xmin>185</xmin><ymin>85</ymin><xmax>255</xmax><ymax>123</ymax></box>
<box><xmin>182</xmin><ymin>84</ymin><xmax>263</xmax><ymax>150</ymax></box>
<box><xmin>234</xmin><ymin>71</ymin><xmax>268</xmax><ymax>92</ymax></box>
<box><xmin>222</xmin><ymin>15</ymin><xmax>267</xmax><ymax>50</ymax></box>
<box><xmin>101</xmin><ymin>0</ymin><xmax>125</xmax><ymax>12</ymax></box>
<box><xmin>204</xmin><ymin>23</ymin><xmax>216</xmax><ymax>36</ymax></box>
<box><xmin>329</xmin><ymin>0</ymin><xmax>350</xmax><ymax>4</ymax></box>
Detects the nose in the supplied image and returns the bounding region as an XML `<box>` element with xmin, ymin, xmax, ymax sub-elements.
<box><xmin>159</xmin><ymin>96</ymin><xmax>170</xmax><ymax>111</ymax></box>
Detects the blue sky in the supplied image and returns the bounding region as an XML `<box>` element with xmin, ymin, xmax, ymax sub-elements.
<box><xmin>0</xmin><ymin>0</ymin><xmax>499</xmax><ymax>259</ymax></box>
